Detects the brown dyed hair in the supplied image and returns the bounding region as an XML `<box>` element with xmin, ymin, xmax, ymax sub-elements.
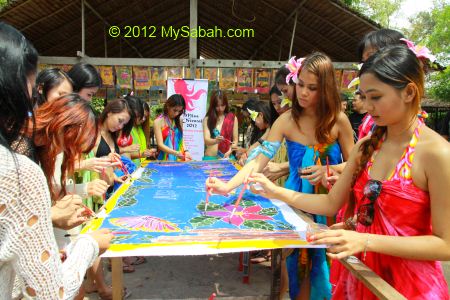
<box><xmin>291</xmin><ymin>52</ymin><xmax>341</xmax><ymax>144</ymax></box>
<box><xmin>206</xmin><ymin>90</ymin><xmax>230</xmax><ymax>137</ymax></box>
<box><xmin>31</xmin><ymin>94</ymin><xmax>98</xmax><ymax>200</ymax></box>
<box><xmin>345</xmin><ymin>45</ymin><xmax>424</xmax><ymax>220</ymax></box>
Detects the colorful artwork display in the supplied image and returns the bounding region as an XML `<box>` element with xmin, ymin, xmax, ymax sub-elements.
<box><xmin>255</xmin><ymin>69</ymin><xmax>271</xmax><ymax>94</ymax></box>
<box><xmin>83</xmin><ymin>161</ymin><xmax>316</xmax><ymax>257</ymax></box>
<box><xmin>98</xmin><ymin>66</ymin><xmax>115</xmax><ymax>88</ymax></box>
<box><xmin>236</xmin><ymin>68</ymin><xmax>254</xmax><ymax>93</ymax></box>
<box><xmin>115</xmin><ymin>66</ymin><xmax>133</xmax><ymax>89</ymax></box>
<box><xmin>150</xmin><ymin>67</ymin><xmax>166</xmax><ymax>90</ymax></box>
<box><xmin>219</xmin><ymin>68</ymin><xmax>236</xmax><ymax>91</ymax></box>
<box><xmin>133</xmin><ymin>66</ymin><xmax>151</xmax><ymax>90</ymax></box>
<box><xmin>341</xmin><ymin>70</ymin><xmax>358</xmax><ymax>91</ymax></box>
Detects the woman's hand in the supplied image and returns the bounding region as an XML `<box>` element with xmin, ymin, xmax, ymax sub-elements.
<box><xmin>108</xmin><ymin>152</ymin><xmax>122</xmax><ymax>163</ymax></box>
<box><xmin>87</xmin><ymin>228</ymin><xmax>114</xmax><ymax>255</ymax></box>
<box><xmin>310</xmin><ymin>229</ymin><xmax>369</xmax><ymax>260</ymax></box>
<box><xmin>184</xmin><ymin>151</ymin><xmax>192</xmax><ymax>161</ymax></box>
<box><xmin>248</xmin><ymin>172</ymin><xmax>281</xmax><ymax>199</ymax></box>
<box><xmin>122</xmin><ymin>144</ymin><xmax>141</xmax><ymax>153</ymax></box>
<box><xmin>263</xmin><ymin>162</ymin><xmax>285</xmax><ymax>181</ymax></box>
<box><xmin>300</xmin><ymin>165</ymin><xmax>326</xmax><ymax>186</ymax></box>
<box><xmin>51</xmin><ymin>194</ymin><xmax>87</xmax><ymax>230</ymax></box>
<box><xmin>238</xmin><ymin>152</ymin><xmax>248</xmax><ymax>166</ymax></box>
<box><xmin>205</xmin><ymin>176</ymin><xmax>229</xmax><ymax>196</ymax></box>
<box><xmin>77</xmin><ymin>157</ymin><xmax>120</xmax><ymax>173</ymax></box>
<box><xmin>215</xmin><ymin>135</ymin><xmax>224</xmax><ymax>144</ymax></box>
<box><xmin>86</xmin><ymin>179</ymin><xmax>109</xmax><ymax>197</ymax></box>
<box><xmin>322</xmin><ymin>168</ymin><xmax>339</xmax><ymax>188</ymax></box>
<box><xmin>143</xmin><ymin>148</ymin><xmax>157</xmax><ymax>158</ymax></box>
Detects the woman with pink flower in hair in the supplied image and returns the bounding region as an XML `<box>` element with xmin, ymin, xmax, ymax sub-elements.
<box><xmin>207</xmin><ymin>52</ymin><xmax>354</xmax><ymax>299</ymax></box>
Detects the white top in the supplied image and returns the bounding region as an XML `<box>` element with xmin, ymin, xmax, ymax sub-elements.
<box><xmin>0</xmin><ymin>145</ymin><xmax>99</xmax><ymax>299</ymax></box>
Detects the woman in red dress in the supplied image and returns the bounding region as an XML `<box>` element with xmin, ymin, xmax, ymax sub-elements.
<box><xmin>225</xmin><ymin>45</ymin><xmax>450</xmax><ymax>299</ymax></box>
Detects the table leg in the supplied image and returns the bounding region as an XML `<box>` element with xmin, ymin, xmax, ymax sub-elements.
<box><xmin>270</xmin><ymin>249</ymin><xmax>282</xmax><ymax>300</ymax></box>
<box><xmin>111</xmin><ymin>257</ymin><xmax>123</xmax><ymax>300</ymax></box>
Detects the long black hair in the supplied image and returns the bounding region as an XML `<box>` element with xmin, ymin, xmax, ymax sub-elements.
<box><xmin>124</xmin><ymin>94</ymin><xmax>144</xmax><ymax>125</ymax></box>
<box><xmin>0</xmin><ymin>22</ymin><xmax>38</xmax><ymax>149</ymax></box>
<box><xmin>242</xmin><ymin>98</ymin><xmax>264</xmax><ymax>145</ymax></box>
<box><xmin>206</xmin><ymin>90</ymin><xmax>230</xmax><ymax>137</ymax></box>
<box><xmin>99</xmin><ymin>99</ymin><xmax>135</xmax><ymax>140</ymax></box>
<box><xmin>357</xmin><ymin>29</ymin><xmax>405</xmax><ymax>62</ymax></box>
<box><xmin>163</xmin><ymin>94</ymin><xmax>186</xmax><ymax>132</ymax></box>
<box><xmin>35</xmin><ymin>68</ymin><xmax>73</xmax><ymax>106</ymax></box>
<box><xmin>269</xmin><ymin>85</ymin><xmax>282</xmax><ymax>122</ymax></box>
<box><xmin>67</xmin><ymin>63</ymin><xmax>102</xmax><ymax>92</ymax></box>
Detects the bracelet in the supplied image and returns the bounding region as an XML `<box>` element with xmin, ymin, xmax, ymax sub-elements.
<box><xmin>184</xmin><ymin>150</ymin><xmax>189</xmax><ymax>152</ymax></box>
<box><xmin>363</xmin><ymin>235</ymin><xmax>370</xmax><ymax>261</ymax></box>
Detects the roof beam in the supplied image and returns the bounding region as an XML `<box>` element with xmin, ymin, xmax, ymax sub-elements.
<box><xmin>329</xmin><ymin>1</ymin><xmax>378</xmax><ymax>29</ymax></box>
<box><xmin>38</xmin><ymin>56</ymin><xmax>355</xmax><ymax>69</ymax></box>
<box><xmin>84</xmin><ymin>0</ymin><xmax>143</xmax><ymax>58</ymax></box>
<box><xmin>249</xmin><ymin>0</ymin><xmax>307</xmax><ymax>60</ymax></box>
<box><xmin>19</xmin><ymin>1</ymin><xmax>76</xmax><ymax>31</ymax></box>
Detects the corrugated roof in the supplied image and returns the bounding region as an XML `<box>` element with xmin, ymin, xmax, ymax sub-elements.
<box><xmin>0</xmin><ymin>0</ymin><xmax>380</xmax><ymax>61</ymax></box>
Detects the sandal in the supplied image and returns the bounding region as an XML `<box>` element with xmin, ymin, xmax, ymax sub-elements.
<box><xmin>98</xmin><ymin>287</ymin><xmax>131</xmax><ymax>300</ymax></box>
<box><xmin>131</xmin><ymin>256</ymin><xmax>146</xmax><ymax>265</ymax></box>
<box><xmin>106</xmin><ymin>260</ymin><xmax>135</xmax><ymax>273</ymax></box>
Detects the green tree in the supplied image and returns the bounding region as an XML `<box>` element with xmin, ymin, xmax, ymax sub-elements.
<box><xmin>342</xmin><ymin>0</ymin><xmax>404</xmax><ymax>27</ymax></box>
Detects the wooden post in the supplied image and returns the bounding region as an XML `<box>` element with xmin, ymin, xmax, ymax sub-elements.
<box><xmin>270</xmin><ymin>248</ymin><xmax>282</xmax><ymax>300</ymax></box>
<box><xmin>189</xmin><ymin>0</ymin><xmax>198</xmax><ymax>78</ymax></box>
<box><xmin>111</xmin><ymin>257</ymin><xmax>123</xmax><ymax>300</ymax></box>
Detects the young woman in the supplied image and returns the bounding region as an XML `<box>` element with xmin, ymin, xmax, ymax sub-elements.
<box><xmin>154</xmin><ymin>94</ymin><xmax>192</xmax><ymax>161</ymax></box>
<box><xmin>244</xmin><ymin>100</ymin><xmax>274</xmax><ymax>162</ymax></box>
<box><xmin>119</xmin><ymin>94</ymin><xmax>157</xmax><ymax>167</ymax></box>
<box><xmin>35</xmin><ymin>68</ymin><xmax>73</xmax><ymax>106</ymax></box>
<box><xmin>248</xmin><ymin>46</ymin><xmax>450</xmax><ymax>299</ymax></box>
<box><xmin>207</xmin><ymin>52</ymin><xmax>354</xmax><ymax>299</ymax></box>
<box><xmin>0</xmin><ymin>21</ymin><xmax>112</xmax><ymax>299</ymax></box>
<box><xmin>203</xmin><ymin>90</ymin><xmax>238</xmax><ymax>160</ymax></box>
<box><xmin>67</xmin><ymin>63</ymin><xmax>102</xmax><ymax>101</ymax></box>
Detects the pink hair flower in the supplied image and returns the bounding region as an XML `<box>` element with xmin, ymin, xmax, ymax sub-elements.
<box><xmin>400</xmin><ymin>38</ymin><xmax>436</xmax><ymax>62</ymax></box>
<box><xmin>285</xmin><ymin>56</ymin><xmax>305</xmax><ymax>84</ymax></box>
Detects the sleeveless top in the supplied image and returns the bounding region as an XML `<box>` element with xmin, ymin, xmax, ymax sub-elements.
<box><xmin>284</xmin><ymin>139</ymin><xmax>343</xmax><ymax>300</ymax></box>
<box><xmin>156</xmin><ymin>115</ymin><xmax>184</xmax><ymax>161</ymax></box>
<box><xmin>96</xmin><ymin>135</ymin><xmax>120</xmax><ymax>158</ymax></box>
<box><xmin>331</xmin><ymin>117</ymin><xmax>449</xmax><ymax>300</ymax></box>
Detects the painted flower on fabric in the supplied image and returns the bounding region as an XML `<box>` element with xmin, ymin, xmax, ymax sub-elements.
<box><xmin>205</xmin><ymin>204</ymin><xmax>273</xmax><ymax>227</ymax></box>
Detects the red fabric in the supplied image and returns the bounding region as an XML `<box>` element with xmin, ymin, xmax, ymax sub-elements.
<box><xmin>358</xmin><ymin>114</ymin><xmax>374</xmax><ymax>139</ymax></box>
<box><xmin>330</xmin><ymin>170</ymin><xmax>449</xmax><ymax>300</ymax></box>
<box><xmin>218</xmin><ymin>113</ymin><xmax>235</xmax><ymax>154</ymax></box>
<box><xmin>117</xmin><ymin>133</ymin><xmax>133</xmax><ymax>147</ymax></box>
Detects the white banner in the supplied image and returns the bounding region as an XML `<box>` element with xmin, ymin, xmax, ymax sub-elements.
<box><xmin>167</xmin><ymin>78</ymin><xmax>208</xmax><ymax>161</ymax></box>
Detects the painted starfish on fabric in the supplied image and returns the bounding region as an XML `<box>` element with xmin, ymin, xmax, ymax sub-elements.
<box><xmin>204</xmin><ymin>203</ymin><xmax>273</xmax><ymax>227</ymax></box>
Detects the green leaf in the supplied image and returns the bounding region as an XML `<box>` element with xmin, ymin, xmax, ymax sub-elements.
<box><xmin>275</xmin><ymin>221</ymin><xmax>295</xmax><ymax>230</ymax></box>
<box><xmin>243</xmin><ymin>220</ymin><xmax>274</xmax><ymax>231</ymax></box>
<box><xmin>232</xmin><ymin>198</ymin><xmax>256</xmax><ymax>207</ymax></box>
<box><xmin>196</xmin><ymin>201</ymin><xmax>226</xmax><ymax>211</ymax></box>
<box><xmin>189</xmin><ymin>216</ymin><xmax>220</xmax><ymax>228</ymax></box>
<box><xmin>260</xmin><ymin>208</ymin><xmax>278</xmax><ymax>216</ymax></box>
<box><xmin>111</xmin><ymin>234</ymin><xmax>136</xmax><ymax>244</ymax></box>
<box><xmin>139</xmin><ymin>235</ymin><xmax>154</xmax><ymax>243</ymax></box>
<box><xmin>117</xmin><ymin>196</ymin><xmax>137</xmax><ymax>208</ymax></box>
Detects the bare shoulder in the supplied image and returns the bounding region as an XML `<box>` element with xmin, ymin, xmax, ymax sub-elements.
<box><xmin>336</xmin><ymin>111</ymin><xmax>351</xmax><ymax>126</ymax></box>
<box><xmin>417</xmin><ymin>126</ymin><xmax>450</xmax><ymax>164</ymax></box>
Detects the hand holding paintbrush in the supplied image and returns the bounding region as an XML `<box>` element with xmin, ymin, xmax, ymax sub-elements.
<box><xmin>229</xmin><ymin>168</ymin><xmax>254</xmax><ymax>221</ymax></box>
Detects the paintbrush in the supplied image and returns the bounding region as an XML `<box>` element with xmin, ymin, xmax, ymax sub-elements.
<box><xmin>229</xmin><ymin>167</ymin><xmax>254</xmax><ymax>221</ymax></box>
<box><xmin>326</xmin><ymin>156</ymin><xmax>331</xmax><ymax>191</ymax></box>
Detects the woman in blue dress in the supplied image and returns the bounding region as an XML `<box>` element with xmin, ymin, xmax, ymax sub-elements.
<box><xmin>207</xmin><ymin>52</ymin><xmax>354</xmax><ymax>299</ymax></box>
